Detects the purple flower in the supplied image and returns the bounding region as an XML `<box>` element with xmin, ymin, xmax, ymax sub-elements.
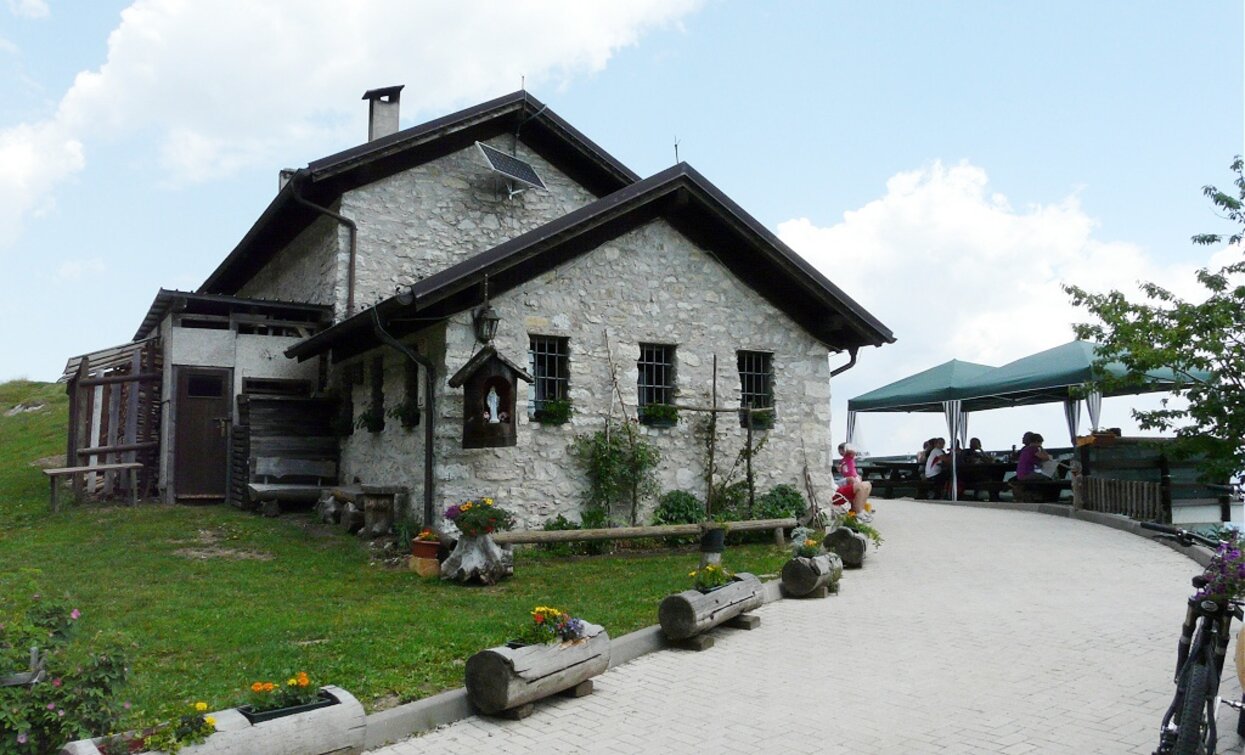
<box><xmin>445</xmin><ymin>504</ymin><xmax>461</xmax><ymax>520</ymax></box>
<box><xmin>17</xmin><ymin>733</ymin><xmax>27</xmax><ymax>744</ymax></box>
<box><xmin>47</xmin><ymin>703</ymin><xmax>55</xmax><ymax>710</ymax></box>
<box><xmin>70</xmin><ymin>608</ymin><xmax>81</xmax><ymax>620</ymax></box>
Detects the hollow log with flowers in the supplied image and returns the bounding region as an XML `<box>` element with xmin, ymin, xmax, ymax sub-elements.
<box><xmin>465</xmin><ymin>621</ymin><xmax>610</xmax><ymax>716</ymax></box>
<box><xmin>823</xmin><ymin>528</ymin><xmax>867</xmax><ymax>568</ymax></box>
<box><xmin>59</xmin><ymin>685</ymin><xmax>366</xmax><ymax>755</ymax></box>
<box><xmin>658</xmin><ymin>572</ymin><xmax>764</xmax><ymax>641</ymax></box>
<box><xmin>781</xmin><ymin>553</ymin><xmax>843</xmax><ymax>597</ymax></box>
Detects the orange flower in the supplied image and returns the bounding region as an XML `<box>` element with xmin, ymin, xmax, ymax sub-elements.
<box><xmin>263</xmin><ymin>682</ymin><xmax>275</xmax><ymax>692</ymax></box>
<box><xmin>250</xmin><ymin>682</ymin><xmax>264</xmax><ymax>693</ymax></box>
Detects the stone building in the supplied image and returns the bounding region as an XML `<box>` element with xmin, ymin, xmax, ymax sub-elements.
<box><xmin>62</xmin><ymin>88</ymin><xmax>893</xmax><ymax>527</ymax></box>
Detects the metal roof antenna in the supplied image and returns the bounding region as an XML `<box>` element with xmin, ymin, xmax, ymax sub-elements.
<box><xmin>674</xmin><ymin>136</ymin><xmax>680</xmax><ymax>165</ymax></box>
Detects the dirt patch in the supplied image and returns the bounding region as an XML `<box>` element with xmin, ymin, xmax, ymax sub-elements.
<box><xmin>5</xmin><ymin>402</ymin><xmax>46</xmax><ymax>417</ymax></box>
<box><xmin>173</xmin><ymin>546</ymin><xmax>274</xmax><ymax>561</ymax></box>
<box><xmin>369</xmin><ymin>693</ymin><xmax>401</xmax><ymax>712</ymax></box>
<box><xmin>29</xmin><ymin>454</ymin><xmax>67</xmax><ymax>469</ymax></box>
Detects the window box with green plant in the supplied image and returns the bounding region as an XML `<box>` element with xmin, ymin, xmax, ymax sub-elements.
<box><xmin>639</xmin><ymin>403</ymin><xmax>678</xmax><ymax>428</ymax></box>
<box><xmin>534</xmin><ymin>397</ymin><xmax>573</xmax><ymax>426</ymax></box>
<box><xmin>386</xmin><ymin>401</ymin><xmax>420</xmax><ymax>429</ymax></box>
<box><xmin>354</xmin><ymin>406</ymin><xmax>385</xmax><ymax>434</ymax></box>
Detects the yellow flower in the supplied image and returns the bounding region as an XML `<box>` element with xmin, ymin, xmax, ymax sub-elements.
<box><xmin>461</xmin><ymin>502</ymin><xmax>473</xmax><ymax>512</ymax></box>
<box><xmin>204</xmin><ymin>716</ymin><xmax>216</xmax><ymax>728</ymax></box>
<box><xmin>194</xmin><ymin>701</ymin><xmax>207</xmax><ymax>712</ymax></box>
<box><xmin>846</xmin><ymin>511</ymin><xmax>857</xmax><ymax>518</ymax></box>
<box><xmin>287</xmin><ymin>678</ymin><xmax>298</xmax><ymax>687</ymax></box>
<box><xmin>483</xmin><ymin>498</ymin><xmax>494</xmax><ymax>506</ymax></box>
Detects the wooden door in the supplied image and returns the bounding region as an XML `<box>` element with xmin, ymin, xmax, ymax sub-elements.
<box><xmin>174</xmin><ymin>367</ymin><xmax>231</xmax><ymax>500</ymax></box>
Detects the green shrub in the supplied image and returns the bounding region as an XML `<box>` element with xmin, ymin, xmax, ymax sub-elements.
<box><xmin>0</xmin><ymin>576</ymin><xmax>129</xmax><ymax>755</ymax></box>
<box><xmin>652</xmin><ymin>490</ymin><xmax>705</xmax><ymax>526</ymax></box>
<box><xmin>755</xmin><ymin>484</ymin><xmax>807</xmax><ymax>520</ymax></box>
<box><xmin>539</xmin><ymin>514</ymin><xmax>582</xmax><ymax>557</ymax></box>
<box><xmin>578</xmin><ymin>507</ymin><xmax>611</xmax><ymax>556</ymax></box>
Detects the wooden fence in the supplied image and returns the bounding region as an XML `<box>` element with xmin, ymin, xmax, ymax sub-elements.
<box><xmin>1072</xmin><ymin>476</ymin><xmax>1169</xmax><ymax>522</ymax></box>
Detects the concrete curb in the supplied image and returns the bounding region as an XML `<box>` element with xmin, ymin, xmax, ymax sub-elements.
<box><xmin>362</xmin><ymin>574</ymin><xmax>790</xmax><ymax>749</ymax></box>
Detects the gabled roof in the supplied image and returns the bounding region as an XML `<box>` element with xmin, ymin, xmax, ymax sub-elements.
<box><xmin>448</xmin><ymin>345</ymin><xmax>534</xmax><ymax>387</ymax></box>
<box><xmin>286</xmin><ymin>163</ymin><xmax>895</xmax><ymax>363</ymax></box>
<box><xmin>199</xmin><ymin>91</ymin><xmax>640</xmax><ymax>296</ymax></box>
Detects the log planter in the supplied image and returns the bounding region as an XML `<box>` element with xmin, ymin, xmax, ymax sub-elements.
<box><xmin>464</xmin><ymin>622</ymin><xmax>610</xmax><ymax>716</ymax></box>
<box><xmin>59</xmin><ymin>685</ymin><xmax>366</xmax><ymax>755</ymax></box>
<box><xmin>658</xmin><ymin>572</ymin><xmax>765</xmax><ymax>641</ymax></box>
<box><xmin>441</xmin><ymin>534</ymin><xmax>513</xmax><ymax>585</ymax></box>
<box><xmin>823</xmin><ymin>528</ymin><xmax>868</xmax><ymax>568</ymax></box>
<box><xmin>780</xmin><ymin>553</ymin><xmax>843</xmax><ymax>597</ymax></box>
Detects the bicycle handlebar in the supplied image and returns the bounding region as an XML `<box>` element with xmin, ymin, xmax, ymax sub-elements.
<box><xmin>1140</xmin><ymin>521</ymin><xmax>1221</xmax><ymax>549</ymax></box>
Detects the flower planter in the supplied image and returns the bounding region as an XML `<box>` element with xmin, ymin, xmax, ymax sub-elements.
<box><xmin>823</xmin><ymin>528</ymin><xmax>868</xmax><ymax>568</ymax></box>
<box><xmin>237</xmin><ymin>688</ymin><xmax>338</xmax><ymax>724</ymax></box>
<box><xmin>441</xmin><ymin>534</ymin><xmax>513</xmax><ymax>584</ymax></box>
<box><xmin>780</xmin><ymin>554</ymin><xmax>843</xmax><ymax>597</ymax></box>
<box><xmin>465</xmin><ymin>622</ymin><xmax>610</xmax><ymax>715</ymax></box>
<box><xmin>658</xmin><ymin>572</ymin><xmax>764</xmax><ymax>641</ymax></box>
<box><xmin>59</xmin><ymin>685</ymin><xmax>365</xmax><ymax>755</ymax></box>
<box><xmin>411</xmin><ymin>540</ymin><xmax>440</xmax><ymax>559</ymax></box>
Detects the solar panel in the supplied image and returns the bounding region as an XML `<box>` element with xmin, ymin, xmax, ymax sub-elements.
<box><xmin>476</xmin><ymin>142</ymin><xmax>547</xmax><ymax>191</ymax></box>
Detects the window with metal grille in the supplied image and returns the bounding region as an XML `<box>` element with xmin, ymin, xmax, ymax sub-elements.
<box><xmin>737</xmin><ymin>350</ymin><xmax>774</xmax><ymax>427</ymax></box>
<box><xmin>528</xmin><ymin>335</ymin><xmax>569</xmax><ymax>417</ymax></box>
<box><xmin>637</xmin><ymin>343</ymin><xmax>675</xmax><ymax>407</ymax></box>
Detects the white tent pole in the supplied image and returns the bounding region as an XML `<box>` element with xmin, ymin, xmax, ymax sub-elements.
<box><xmin>943</xmin><ymin>399</ymin><xmax>960</xmax><ymax>502</ymax></box>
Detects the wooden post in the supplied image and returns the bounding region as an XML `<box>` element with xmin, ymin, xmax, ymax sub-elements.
<box><xmin>706</xmin><ymin>355</ymin><xmax>717</xmax><ymax>519</ymax></box>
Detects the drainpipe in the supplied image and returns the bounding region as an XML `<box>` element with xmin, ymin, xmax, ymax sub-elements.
<box><xmin>293</xmin><ymin>190</ymin><xmax>358</xmax><ymax>316</ymax></box>
<box><xmin>370</xmin><ymin>307</ymin><xmax>436</xmax><ymax>527</ymax></box>
<box><xmin>830</xmin><ymin>346</ymin><xmax>859</xmax><ymax>377</ymax></box>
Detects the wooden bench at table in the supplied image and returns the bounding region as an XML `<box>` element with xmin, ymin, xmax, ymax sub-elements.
<box><xmin>246</xmin><ymin>457</ymin><xmax>338</xmax><ymax>514</ymax></box>
<box><xmin>1009</xmin><ymin>478</ymin><xmax>1074</xmax><ymax>503</ymax></box>
<box><xmin>42</xmin><ymin>462</ymin><xmax>142</xmax><ymax>512</ymax></box>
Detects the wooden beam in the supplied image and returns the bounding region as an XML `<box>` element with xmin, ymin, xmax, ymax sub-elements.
<box><xmin>77</xmin><ymin>440</ymin><xmax>159</xmax><ymax>457</ymax></box>
<box><xmin>492</xmin><ymin>517</ymin><xmax>796</xmax><ymax>545</ymax></box>
<box><xmin>76</xmin><ymin>372</ymin><xmax>162</xmax><ymax>388</ymax></box>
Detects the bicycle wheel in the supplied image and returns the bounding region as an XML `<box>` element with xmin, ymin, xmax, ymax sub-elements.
<box><xmin>1173</xmin><ymin>658</ymin><xmax>1214</xmax><ymax>755</ymax></box>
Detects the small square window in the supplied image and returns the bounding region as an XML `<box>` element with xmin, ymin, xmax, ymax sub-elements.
<box><xmin>528</xmin><ymin>335</ymin><xmax>569</xmax><ymax>418</ymax></box>
<box><xmin>737</xmin><ymin>350</ymin><xmax>774</xmax><ymax>427</ymax></box>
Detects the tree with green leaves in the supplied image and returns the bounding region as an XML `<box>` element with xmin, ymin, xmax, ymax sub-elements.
<box><xmin>1065</xmin><ymin>157</ymin><xmax>1244</xmax><ymax>481</ymax></box>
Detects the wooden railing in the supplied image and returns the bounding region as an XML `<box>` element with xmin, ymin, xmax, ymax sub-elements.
<box><xmin>1073</xmin><ymin>476</ymin><xmax>1169</xmax><ymax>522</ymax></box>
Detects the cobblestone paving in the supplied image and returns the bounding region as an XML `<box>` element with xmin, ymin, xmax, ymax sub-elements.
<box><xmin>370</xmin><ymin>500</ymin><xmax>1244</xmax><ymax>754</ymax></box>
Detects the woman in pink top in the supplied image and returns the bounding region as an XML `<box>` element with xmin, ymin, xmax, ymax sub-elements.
<box><xmin>836</xmin><ymin>443</ymin><xmax>873</xmax><ymax>518</ymax></box>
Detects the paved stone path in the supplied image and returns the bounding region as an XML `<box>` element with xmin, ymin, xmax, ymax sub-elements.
<box><xmin>370</xmin><ymin>500</ymin><xmax>1244</xmax><ymax>753</ymax></box>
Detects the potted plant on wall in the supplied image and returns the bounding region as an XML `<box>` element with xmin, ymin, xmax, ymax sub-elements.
<box><xmin>386</xmin><ymin>400</ymin><xmax>420</xmax><ymax>429</ymax></box>
<box><xmin>534</xmin><ymin>397</ymin><xmax>573</xmax><ymax>426</ymax></box>
<box><xmin>639</xmin><ymin>403</ymin><xmax>678</xmax><ymax>428</ymax></box>
<box><xmin>354</xmin><ymin>406</ymin><xmax>385</xmax><ymax>434</ymax></box>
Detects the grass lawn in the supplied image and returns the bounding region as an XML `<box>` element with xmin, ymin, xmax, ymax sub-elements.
<box><xmin>0</xmin><ymin>380</ymin><xmax>790</xmax><ymax>729</ymax></box>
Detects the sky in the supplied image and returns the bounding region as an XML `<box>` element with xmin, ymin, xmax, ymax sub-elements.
<box><xmin>1</xmin><ymin>1</ymin><xmax>1242</xmax><ymax>457</ymax></box>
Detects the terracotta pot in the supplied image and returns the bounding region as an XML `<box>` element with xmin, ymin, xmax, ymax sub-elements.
<box><xmin>411</xmin><ymin>540</ymin><xmax>439</xmax><ymax>559</ymax></box>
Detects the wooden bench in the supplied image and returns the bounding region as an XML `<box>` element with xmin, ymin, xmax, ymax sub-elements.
<box><xmin>42</xmin><ymin>462</ymin><xmax>142</xmax><ymax>512</ymax></box>
<box><xmin>246</xmin><ymin>457</ymin><xmax>338</xmax><ymax>514</ymax></box>
<box><xmin>961</xmin><ymin>480</ymin><xmax>1012</xmax><ymax>502</ymax></box>
<box><xmin>1009</xmin><ymin>478</ymin><xmax>1073</xmax><ymax>503</ymax></box>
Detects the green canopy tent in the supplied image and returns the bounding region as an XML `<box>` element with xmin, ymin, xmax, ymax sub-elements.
<box><xmin>846</xmin><ymin>359</ymin><xmax>996</xmax><ymax>499</ymax></box>
<box><xmin>845</xmin><ymin>340</ymin><xmax>1205</xmax><ymax>501</ymax></box>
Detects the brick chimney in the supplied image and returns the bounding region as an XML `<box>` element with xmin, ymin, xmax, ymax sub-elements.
<box><xmin>362</xmin><ymin>85</ymin><xmax>404</xmax><ymax>142</ymax></box>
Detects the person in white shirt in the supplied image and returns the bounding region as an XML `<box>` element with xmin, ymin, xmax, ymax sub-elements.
<box><xmin>924</xmin><ymin>437</ymin><xmax>950</xmax><ymax>499</ymax></box>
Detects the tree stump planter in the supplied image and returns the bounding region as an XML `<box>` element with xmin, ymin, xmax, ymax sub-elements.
<box><xmin>823</xmin><ymin>528</ymin><xmax>867</xmax><ymax>568</ymax></box>
<box><xmin>780</xmin><ymin>554</ymin><xmax>843</xmax><ymax>597</ymax></box>
<box><xmin>658</xmin><ymin>572</ymin><xmax>765</xmax><ymax>641</ymax></box>
<box><xmin>464</xmin><ymin>622</ymin><xmax>610</xmax><ymax>716</ymax></box>
<box><xmin>441</xmin><ymin>534</ymin><xmax>514</xmax><ymax>584</ymax></box>
<box><xmin>59</xmin><ymin>685</ymin><xmax>366</xmax><ymax>755</ymax></box>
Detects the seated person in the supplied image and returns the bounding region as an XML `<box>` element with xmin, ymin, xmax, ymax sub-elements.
<box><xmin>836</xmin><ymin>443</ymin><xmax>873</xmax><ymax>519</ymax></box>
<box><xmin>961</xmin><ymin>437</ymin><xmax>988</xmax><ymax>464</ymax></box>
<box><xmin>1016</xmin><ymin>432</ymin><xmax>1053</xmax><ymax>480</ymax></box>
<box><xmin>924</xmin><ymin>437</ymin><xmax>950</xmax><ymax>499</ymax></box>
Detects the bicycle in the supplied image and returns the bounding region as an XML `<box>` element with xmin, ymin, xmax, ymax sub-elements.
<box><xmin>1143</xmin><ymin>522</ymin><xmax>1245</xmax><ymax>754</ymax></box>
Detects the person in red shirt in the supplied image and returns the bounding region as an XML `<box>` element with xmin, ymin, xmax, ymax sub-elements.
<box><xmin>836</xmin><ymin>443</ymin><xmax>873</xmax><ymax>518</ymax></box>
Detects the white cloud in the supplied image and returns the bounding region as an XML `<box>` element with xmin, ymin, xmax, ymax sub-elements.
<box><xmin>55</xmin><ymin>257</ymin><xmax>105</xmax><ymax>280</ymax></box>
<box><xmin>6</xmin><ymin>0</ymin><xmax>48</xmax><ymax>19</ymax></box>
<box><xmin>0</xmin><ymin>0</ymin><xmax>702</xmax><ymax>244</ymax></box>
<box><xmin>780</xmin><ymin>160</ymin><xmax>1211</xmax><ymax>456</ymax></box>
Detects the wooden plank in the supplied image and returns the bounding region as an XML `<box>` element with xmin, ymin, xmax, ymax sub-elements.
<box><xmin>45</xmin><ymin>462</ymin><xmax>143</xmax><ymax>476</ymax></box>
<box><xmin>105</xmin><ymin>381</ymin><xmax>121</xmax><ymax>495</ymax></box>
<box><xmin>253</xmin><ymin>457</ymin><xmax>337</xmax><ymax>481</ymax></box>
<box><xmin>76</xmin><ymin>372</ymin><xmax>162</xmax><ymax>388</ymax></box>
<box><xmin>492</xmin><ymin>518</ymin><xmax>797</xmax><ymax>545</ymax></box>
<box><xmin>77</xmin><ymin>441</ymin><xmax>159</xmax><ymax>456</ymax></box>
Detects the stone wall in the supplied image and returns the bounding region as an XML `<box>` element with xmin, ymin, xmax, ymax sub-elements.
<box><xmin>236</xmin><ymin>214</ymin><xmax>343</xmax><ymax>310</ymax></box>
<box><xmin>340</xmin><ymin>136</ymin><xmax>599</xmax><ymax>311</ymax></box>
<box><xmin>338</xmin><ymin>218</ymin><xmax>836</xmax><ymax>529</ymax></box>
